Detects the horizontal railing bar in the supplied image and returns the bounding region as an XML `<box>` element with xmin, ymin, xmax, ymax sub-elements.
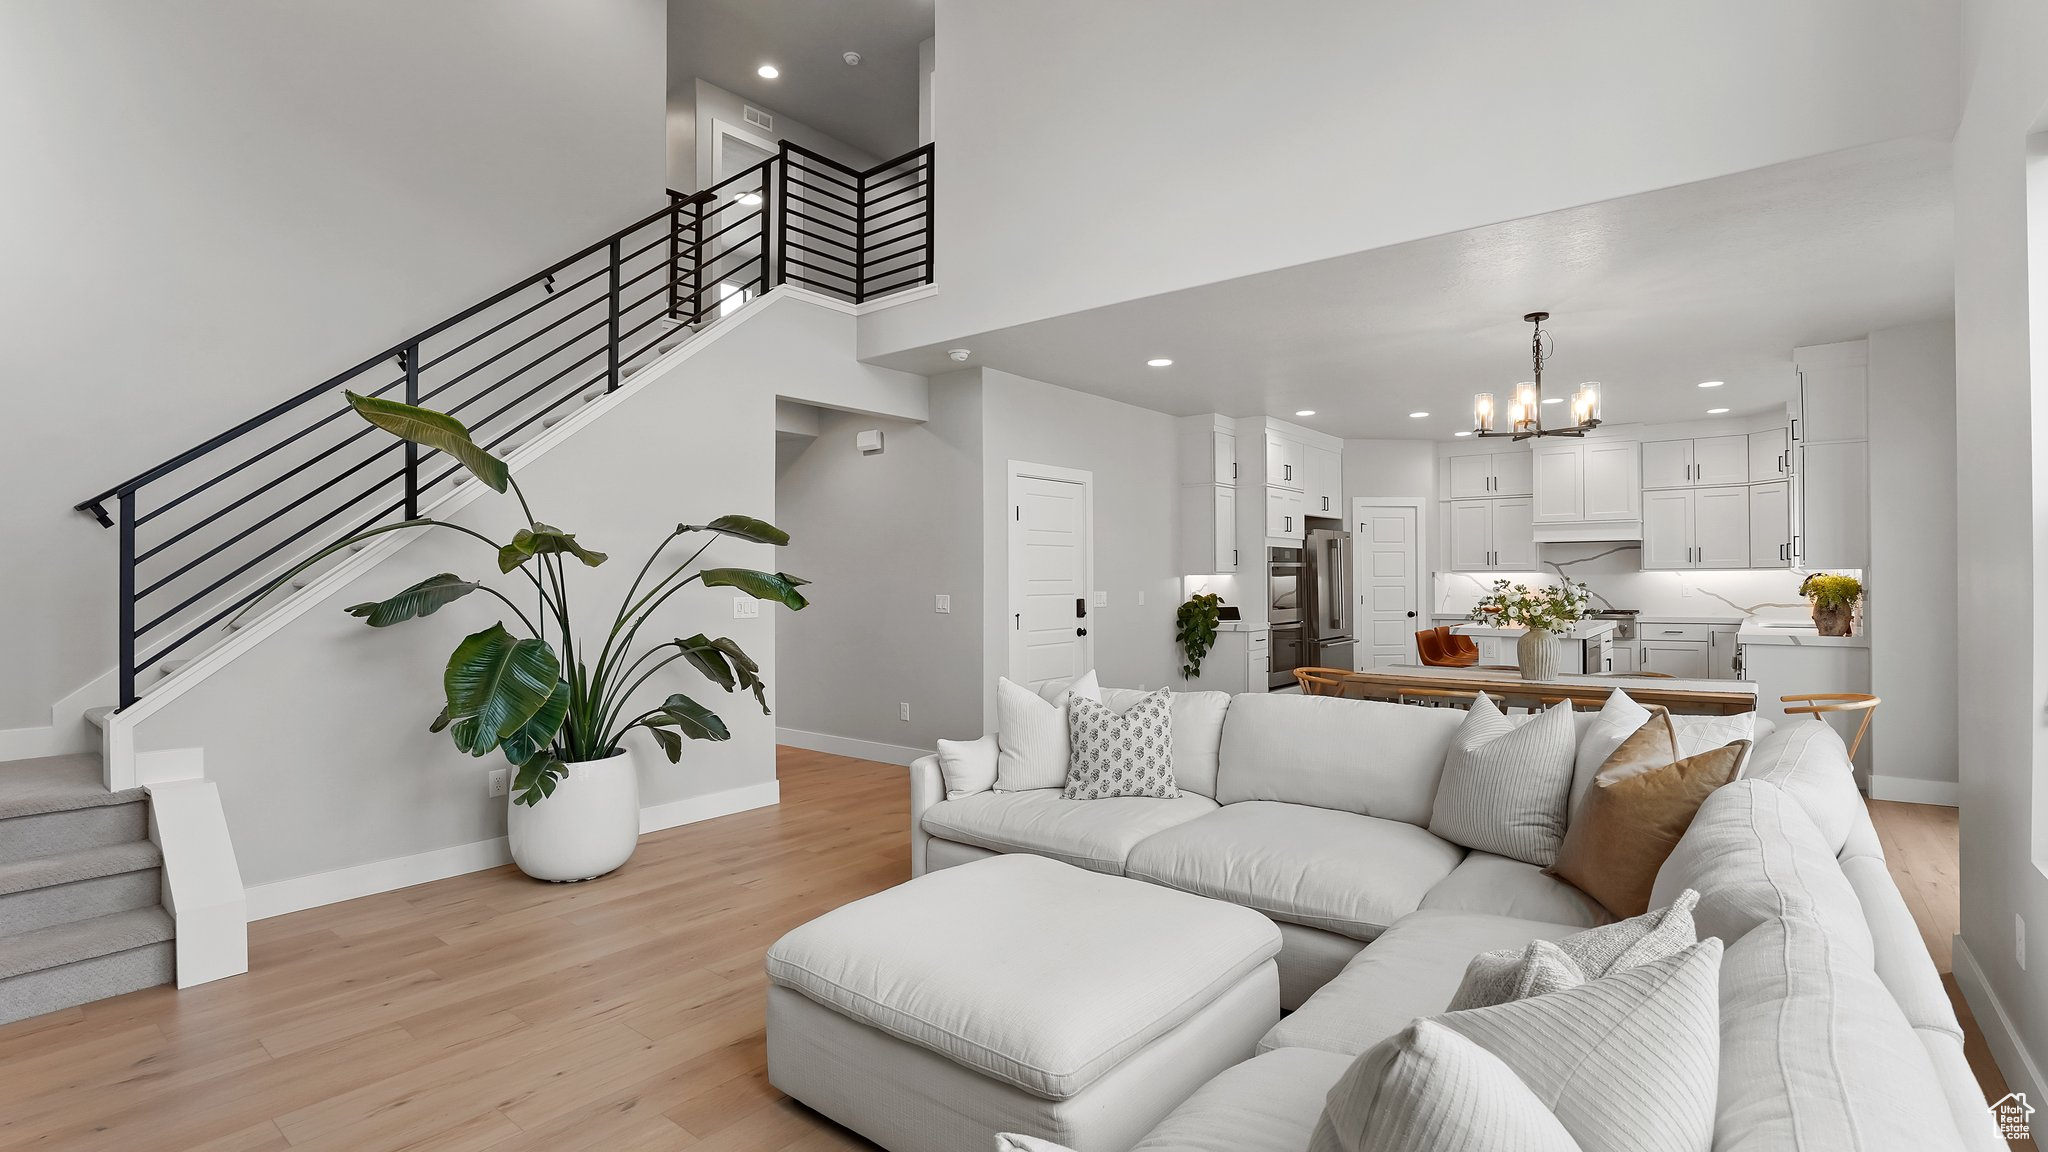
<box><xmin>419</xmin><ymin>291</ymin><xmax>609</xmax><ymax>404</ymax></box>
<box><xmin>857</xmin><ymin>142</ymin><xmax>935</xmax><ymax>179</ymax></box>
<box><xmin>780</xmin><ymin>139</ymin><xmax>864</xmax><ymax>179</ymax></box>
<box><xmin>862</xmin><ymin>178</ymin><xmax>927</xmax><ymax>210</ymax></box>
<box><xmin>79</xmin><ymin>199</ymin><xmax>677</xmax><ymax>508</ymax></box>
<box><xmin>863</xmin><ymin>214</ymin><xmax>928</xmax><ymax>245</ymax></box>
<box><xmin>441</xmin><ymin>315</ymin><xmax>609</xmax><ymax>417</ymax></box>
<box><xmin>685</xmin><ymin>209</ymin><xmax>765</xmax><ymax>251</ymax></box>
<box><xmin>135</xmin><ymin>373</ymin><xmax>404</xmax><ymax>529</ymax></box>
<box><xmin>783</xmin><ymin>259</ymin><xmax>858</xmax><ymax>283</ymax></box>
<box><xmin>785</xmin><ymin>197</ymin><xmax>860</xmax><ymax>231</ymax></box>
<box><xmin>137</xmin><ymin>418</ymin><xmax>388</xmax><ymax>560</ymax></box>
<box><xmin>785</xmin><ymin>241</ymin><xmax>859</xmax><ymax>271</ymax></box>
<box><xmin>616</xmin><ymin>276</ymin><xmax>682</xmax><ymax>326</ymax></box>
<box><xmin>136</xmin><ymin>440</ymin><xmax>406</xmax><ymax>598</ymax></box>
<box><xmin>417</xmin><ymin>261</ymin><xmax>609</xmax><ymax>373</ymax></box>
<box><xmin>864</xmin><ymin>197</ymin><xmax>928</xmax><ymax>228</ymax></box>
<box><xmin>862</xmin><ymin>246</ymin><xmax>931</xmax><ymax>278</ymax></box>
<box><xmin>137</xmin><ymin>465</ymin><xmax>408</xmax><ymax>635</ymax></box>
<box><xmin>620</xmin><ymin>225</ymin><xmax>679</xmax><ymax>267</ymax></box>
<box><xmin>786</xmin><ymin>174</ymin><xmax>860</xmax><ymax>211</ymax></box>
<box><xmin>785</xmin><ymin>221</ymin><xmax>859</xmax><ymax>250</ymax></box>
<box><xmin>704</xmin><ymin>156</ymin><xmax>778</xmax><ymax>196</ymax></box>
<box><xmin>786</xmin><ymin>158</ymin><xmax>861</xmax><ymax>197</ymax></box>
<box><xmin>466</xmin><ymin>342</ymin><xmax>608</xmax><ymax>434</ymax></box>
<box><xmin>863</xmin><ymin>275</ymin><xmax>926</xmax><ymax>297</ymax></box>
<box><xmin>616</xmin><ymin>253</ymin><xmax>675</xmax><ymax>297</ymax></box>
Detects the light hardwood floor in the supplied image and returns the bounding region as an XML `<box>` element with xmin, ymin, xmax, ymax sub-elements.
<box><xmin>0</xmin><ymin>753</ymin><xmax>2015</xmax><ymax>1150</ymax></box>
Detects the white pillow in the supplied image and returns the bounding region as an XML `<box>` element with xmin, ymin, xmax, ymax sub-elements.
<box><xmin>936</xmin><ymin>734</ymin><xmax>998</xmax><ymax>799</ymax></box>
<box><xmin>1667</xmin><ymin>710</ymin><xmax>1756</xmax><ymax>758</ymax></box>
<box><xmin>994</xmin><ymin>672</ymin><xmax>1100</xmax><ymax>792</ymax></box>
<box><xmin>1034</xmin><ymin>669</ymin><xmax>1100</xmax><ymax>706</ymax></box>
<box><xmin>1428</xmin><ymin>698</ymin><xmax>1578</xmax><ymax>867</ymax></box>
<box><xmin>1569</xmin><ymin>690</ymin><xmax>1652</xmax><ymax>819</ymax></box>
<box><xmin>996</xmin><ymin>1136</ymin><xmax>1076</xmax><ymax>1152</ymax></box>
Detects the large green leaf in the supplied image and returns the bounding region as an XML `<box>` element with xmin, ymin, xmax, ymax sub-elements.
<box><xmin>647</xmin><ymin>693</ymin><xmax>730</xmax><ymax>742</ymax></box>
<box><xmin>680</xmin><ymin>515</ymin><xmax>789</xmax><ymax>546</ymax></box>
<box><xmin>499</xmin><ymin>680</ymin><xmax>571</xmax><ymax>766</ymax></box>
<box><xmin>647</xmin><ymin>725</ymin><xmax>683</xmax><ymax>764</ymax></box>
<box><xmin>346</xmin><ymin>573</ymin><xmax>481</xmax><ymax>627</ymax></box>
<box><xmin>672</xmin><ymin>634</ymin><xmax>769</xmax><ymax>713</ymax></box>
<box><xmin>512</xmin><ymin>756</ymin><xmax>566</xmax><ymax>806</ymax></box>
<box><xmin>429</xmin><ymin>704</ymin><xmax>451</xmax><ymax>734</ymax></box>
<box><xmin>347</xmin><ymin>391</ymin><xmax>509</xmax><ymax>493</ymax></box>
<box><xmin>497</xmin><ymin>524</ymin><xmax>606</xmax><ymax>573</ymax></box>
<box><xmin>698</xmin><ymin>568</ymin><xmax>810</xmax><ymax>610</ymax></box>
<box><xmin>443</xmin><ymin>624</ymin><xmax>561</xmax><ymax>756</ymax></box>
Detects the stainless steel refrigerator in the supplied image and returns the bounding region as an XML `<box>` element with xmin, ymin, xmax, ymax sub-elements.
<box><xmin>1301</xmin><ymin>526</ymin><xmax>1355</xmax><ymax>675</ymax></box>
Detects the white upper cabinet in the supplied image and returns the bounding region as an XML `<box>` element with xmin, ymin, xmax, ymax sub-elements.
<box><xmin>1645</xmin><ymin>435</ymin><xmax>1746</xmax><ymax>488</ymax></box>
<box><xmin>1642</xmin><ymin>489</ymin><xmax>1694</xmax><ymax>569</ymax></box>
<box><xmin>1180</xmin><ymin>484</ymin><xmax>1238</xmax><ymax>574</ymax></box>
<box><xmin>1304</xmin><ymin>444</ymin><xmax>1342</xmax><ymax>516</ymax></box>
<box><xmin>1444</xmin><ymin>497</ymin><xmax>1534</xmax><ymax>571</ymax></box>
<box><xmin>1491</xmin><ymin>498</ymin><xmax>1537</xmax><ymax>568</ymax></box>
<box><xmin>1798</xmin><ymin>361</ymin><xmax>1868</xmax><ymax>443</ymax></box>
<box><xmin>1446</xmin><ymin>453</ymin><xmax>1493</xmax><ymax>498</ymax></box>
<box><xmin>1445</xmin><ymin>449</ymin><xmax>1531</xmax><ymax>498</ymax></box>
<box><xmin>1531</xmin><ymin>441</ymin><xmax>1584</xmax><ymax>522</ymax></box>
<box><xmin>1531</xmin><ymin>439</ymin><xmax>1639</xmax><ymax>525</ymax></box>
<box><xmin>1693</xmin><ymin>486</ymin><xmax>1751</xmax><ymax>568</ymax></box>
<box><xmin>1642</xmin><ymin>439</ymin><xmax>1693</xmax><ymax>490</ymax></box>
<box><xmin>1447</xmin><ymin>500</ymin><xmax>1492</xmax><ymax>570</ymax></box>
<box><xmin>1798</xmin><ymin>441</ymin><xmax>1869</xmax><ymax>569</ymax></box>
<box><xmin>1748</xmin><ymin>480</ymin><xmax>1791</xmax><ymax>568</ymax></box>
<box><xmin>1747</xmin><ymin>427</ymin><xmax>1790</xmax><ymax>483</ymax></box>
<box><xmin>1267</xmin><ymin>486</ymin><xmax>1306</xmax><ymax>539</ymax></box>
<box><xmin>1267</xmin><ymin>433</ymin><xmax>1304</xmax><ymax>490</ymax></box>
<box><xmin>1213</xmin><ymin>432</ymin><xmax>1238</xmax><ymax>486</ymax></box>
<box><xmin>1178</xmin><ymin>419</ymin><xmax>1238</xmax><ymax>487</ymax></box>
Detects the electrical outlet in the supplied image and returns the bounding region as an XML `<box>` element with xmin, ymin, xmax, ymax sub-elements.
<box><xmin>488</xmin><ymin>768</ymin><xmax>508</xmax><ymax>798</ymax></box>
<box><xmin>935</xmin><ymin>594</ymin><xmax>951</xmax><ymax>613</ymax></box>
<box><xmin>733</xmin><ymin>596</ymin><xmax>760</xmax><ymax>619</ymax></box>
<box><xmin>899</xmin><ymin>702</ymin><xmax>911</xmax><ymax>722</ymax></box>
<box><xmin>2019</xmin><ymin>914</ymin><xmax>2028</xmax><ymax>971</ymax></box>
<box><xmin>1679</xmin><ymin>583</ymin><xmax>1694</xmax><ymax>598</ymax></box>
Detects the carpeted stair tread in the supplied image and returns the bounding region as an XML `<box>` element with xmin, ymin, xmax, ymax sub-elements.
<box><xmin>0</xmin><ymin>908</ymin><xmax>174</xmax><ymax>982</ymax></box>
<box><xmin>0</xmin><ymin>755</ymin><xmax>142</xmax><ymax>820</ymax></box>
<box><xmin>0</xmin><ymin>841</ymin><xmax>162</xmax><ymax>897</ymax></box>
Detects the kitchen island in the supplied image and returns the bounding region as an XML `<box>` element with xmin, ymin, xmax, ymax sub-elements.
<box><xmin>1338</xmin><ymin>664</ymin><xmax>1757</xmax><ymax>716</ymax></box>
<box><xmin>1451</xmin><ymin>618</ymin><xmax>1617</xmax><ymax>674</ymax></box>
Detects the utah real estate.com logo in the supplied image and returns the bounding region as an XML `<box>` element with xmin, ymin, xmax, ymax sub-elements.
<box><xmin>1992</xmin><ymin>1092</ymin><xmax>2034</xmax><ymax>1141</ymax></box>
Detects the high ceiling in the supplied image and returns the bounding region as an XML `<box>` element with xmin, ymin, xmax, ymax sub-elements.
<box><xmin>671</xmin><ymin>0</ymin><xmax>931</xmax><ymax>159</ymax></box>
<box><xmin>872</xmin><ymin>139</ymin><xmax>1954</xmax><ymax>439</ymax></box>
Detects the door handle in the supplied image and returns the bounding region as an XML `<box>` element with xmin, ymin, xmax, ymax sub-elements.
<box><xmin>1075</xmin><ymin>597</ymin><xmax>1087</xmax><ymax>619</ymax></box>
<box><xmin>1076</xmin><ymin>628</ymin><xmax>1088</xmax><ymax>637</ymax></box>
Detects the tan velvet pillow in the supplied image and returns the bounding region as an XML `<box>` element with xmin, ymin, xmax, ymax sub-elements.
<box><xmin>1546</xmin><ymin>713</ymin><xmax>1748</xmax><ymax>919</ymax></box>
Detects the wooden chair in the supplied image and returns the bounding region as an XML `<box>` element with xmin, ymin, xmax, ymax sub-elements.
<box><xmin>1780</xmin><ymin>693</ymin><xmax>1880</xmax><ymax>759</ymax></box>
<box><xmin>1293</xmin><ymin>667</ymin><xmax>1352</xmax><ymax>697</ymax></box>
<box><xmin>1415</xmin><ymin>626</ymin><xmax>1479</xmax><ymax>668</ymax></box>
<box><xmin>1397</xmin><ymin>687</ymin><xmax>1503</xmax><ymax>710</ymax></box>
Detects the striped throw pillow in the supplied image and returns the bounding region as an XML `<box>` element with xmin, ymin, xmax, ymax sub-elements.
<box><xmin>1428</xmin><ymin>697</ymin><xmax>1577</xmax><ymax>866</ymax></box>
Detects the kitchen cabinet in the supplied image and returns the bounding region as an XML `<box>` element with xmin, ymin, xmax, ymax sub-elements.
<box><xmin>1446</xmin><ymin>497</ymin><xmax>1534</xmax><ymax>571</ymax></box>
<box><xmin>1644</xmin><ymin>435</ymin><xmax>1748</xmax><ymax>489</ymax></box>
<box><xmin>1797</xmin><ymin>440</ymin><xmax>1869</xmax><ymax>570</ymax></box>
<box><xmin>1643</xmin><ymin>487</ymin><xmax>1749</xmax><ymax>569</ymax></box>
<box><xmin>1267</xmin><ymin>434</ymin><xmax>1304</xmax><ymax>490</ymax></box>
<box><xmin>1266</xmin><ymin>486</ymin><xmax>1306</xmax><ymax>539</ymax></box>
<box><xmin>1303</xmin><ymin>444</ymin><xmax>1342</xmax><ymax>516</ymax></box>
<box><xmin>1709</xmin><ymin>626</ymin><xmax>1740</xmax><ymax>680</ymax></box>
<box><xmin>1639</xmin><ymin>639</ymin><xmax>1710</xmax><ymax>678</ymax></box>
<box><xmin>1178</xmin><ymin>419</ymin><xmax>1238</xmax><ymax>487</ymax></box>
<box><xmin>1179</xmin><ymin>484</ymin><xmax>1238</xmax><ymax>574</ymax></box>
<box><xmin>1748</xmin><ymin>481</ymin><xmax>1791</xmax><ymax>568</ymax></box>
<box><xmin>1607</xmin><ymin>642</ymin><xmax>1639</xmax><ymax>675</ymax></box>
<box><xmin>1798</xmin><ymin>361</ymin><xmax>1868</xmax><ymax>443</ymax></box>
<box><xmin>1532</xmin><ymin>439</ymin><xmax>1640</xmax><ymax>524</ymax></box>
<box><xmin>1446</xmin><ymin>450</ymin><xmax>1533</xmax><ymax>499</ymax></box>
<box><xmin>1184</xmin><ymin>628</ymin><xmax>1270</xmax><ymax>695</ymax></box>
<box><xmin>1748</xmin><ymin>428</ymin><xmax>1790</xmax><ymax>483</ymax></box>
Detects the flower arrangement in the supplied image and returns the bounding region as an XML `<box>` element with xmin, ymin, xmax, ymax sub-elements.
<box><xmin>1467</xmin><ymin>578</ymin><xmax>1592</xmax><ymax>636</ymax></box>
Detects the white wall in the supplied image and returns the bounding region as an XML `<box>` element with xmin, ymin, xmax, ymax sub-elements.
<box><xmin>979</xmin><ymin>369</ymin><xmax>1182</xmax><ymax>726</ymax></box>
<box><xmin>0</xmin><ymin>0</ymin><xmax>666</xmax><ymax>734</ymax></box>
<box><xmin>693</xmin><ymin>79</ymin><xmax>877</xmax><ymax>191</ymax></box>
<box><xmin>776</xmin><ymin>374</ymin><xmax>983</xmax><ymax>755</ymax></box>
<box><xmin>1344</xmin><ymin>438</ymin><xmax>1440</xmax><ymax>585</ymax></box>
<box><xmin>862</xmin><ymin>0</ymin><xmax>1958</xmax><ymax>358</ymax></box>
<box><xmin>1867</xmin><ymin>318</ymin><xmax>1959</xmax><ymax>792</ymax></box>
<box><xmin>133</xmin><ymin>296</ymin><xmax>873</xmax><ymax>896</ymax></box>
<box><xmin>1954</xmin><ymin>0</ymin><xmax>2048</xmax><ymax>1106</ymax></box>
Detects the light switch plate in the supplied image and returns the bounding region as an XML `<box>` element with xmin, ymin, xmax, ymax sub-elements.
<box><xmin>935</xmin><ymin>594</ymin><xmax>951</xmax><ymax>613</ymax></box>
<box><xmin>1091</xmin><ymin>590</ymin><xmax>1108</xmax><ymax>607</ymax></box>
<box><xmin>733</xmin><ymin>597</ymin><xmax>760</xmax><ymax>619</ymax></box>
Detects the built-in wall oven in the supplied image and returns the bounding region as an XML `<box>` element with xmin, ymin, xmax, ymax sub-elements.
<box><xmin>1268</xmin><ymin>547</ymin><xmax>1305</xmax><ymax>689</ymax></box>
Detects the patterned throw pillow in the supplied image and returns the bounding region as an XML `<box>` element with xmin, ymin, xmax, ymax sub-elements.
<box><xmin>1064</xmin><ymin>688</ymin><xmax>1177</xmax><ymax>799</ymax></box>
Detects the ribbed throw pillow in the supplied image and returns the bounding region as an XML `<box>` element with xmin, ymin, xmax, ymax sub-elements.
<box><xmin>1064</xmin><ymin>688</ymin><xmax>1177</xmax><ymax>799</ymax></box>
<box><xmin>1428</xmin><ymin>697</ymin><xmax>1578</xmax><ymax>867</ymax></box>
<box><xmin>993</xmin><ymin>671</ymin><xmax>1100</xmax><ymax>791</ymax></box>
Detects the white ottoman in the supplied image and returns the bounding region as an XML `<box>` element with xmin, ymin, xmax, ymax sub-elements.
<box><xmin>765</xmin><ymin>853</ymin><xmax>1282</xmax><ymax>1152</ymax></box>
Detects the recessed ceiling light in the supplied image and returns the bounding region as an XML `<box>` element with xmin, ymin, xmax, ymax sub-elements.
<box><xmin>1146</xmin><ymin>358</ymin><xmax>1173</xmax><ymax>367</ymax></box>
<box><xmin>734</xmin><ymin>191</ymin><xmax>762</xmax><ymax>206</ymax></box>
<box><xmin>757</xmin><ymin>64</ymin><xmax>780</xmax><ymax>79</ymax></box>
<box><xmin>1707</xmin><ymin>407</ymin><xmax>1730</xmax><ymax>415</ymax></box>
<box><xmin>1698</xmin><ymin>380</ymin><xmax>1725</xmax><ymax>388</ymax></box>
<box><xmin>1295</xmin><ymin>410</ymin><xmax>1316</xmax><ymax>417</ymax></box>
<box><xmin>1542</xmin><ymin>396</ymin><xmax>1563</xmax><ymax>405</ymax></box>
<box><xmin>1408</xmin><ymin>411</ymin><xmax>1429</xmax><ymax>419</ymax></box>
<box><xmin>1453</xmin><ymin>431</ymin><xmax>1473</xmax><ymax>437</ymax></box>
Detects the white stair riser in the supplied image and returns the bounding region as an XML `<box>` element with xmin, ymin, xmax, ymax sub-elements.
<box><xmin>0</xmin><ymin>803</ymin><xmax>147</xmax><ymax>866</ymax></box>
<box><xmin>0</xmin><ymin>869</ymin><xmax>162</xmax><ymax>937</ymax></box>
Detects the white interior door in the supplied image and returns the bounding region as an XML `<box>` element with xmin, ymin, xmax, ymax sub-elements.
<box><xmin>1353</xmin><ymin>500</ymin><xmax>1423</xmax><ymax>668</ymax></box>
<box><xmin>1008</xmin><ymin>466</ymin><xmax>1093</xmax><ymax>690</ymax></box>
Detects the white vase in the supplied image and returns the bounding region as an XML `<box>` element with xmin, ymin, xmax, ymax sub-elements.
<box><xmin>1517</xmin><ymin>630</ymin><xmax>1559</xmax><ymax>682</ymax></box>
<box><xmin>507</xmin><ymin>748</ymin><xmax>641</xmax><ymax>882</ymax></box>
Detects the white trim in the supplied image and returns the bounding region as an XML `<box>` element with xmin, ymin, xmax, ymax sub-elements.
<box><xmin>1955</xmin><ymin>934</ymin><xmax>2046</xmax><ymax>1106</ymax></box>
<box><xmin>1868</xmin><ymin>775</ymin><xmax>1960</xmax><ymax>806</ymax></box>
<box><xmin>1351</xmin><ymin>496</ymin><xmax>1428</xmax><ymax>670</ymax></box>
<box><xmin>709</xmin><ymin>116</ymin><xmax>778</xmax><ymax>185</ymax></box>
<box><xmin>1006</xmin><ymin>461</ymin><xmax>1096</xmax><ymax>686</ymax></box>
<box><xmin>98</xmin><ymin>290</ymin><xmax>785</xmax><ymax>790</ymax></box>
<box><xmin>780</xmin><ymin>281</ymin><xmax>940</xmax><ymax>317</ymax></box>
<box><xmin>245</xmin><ymin>780</ymin><xmax>780</xmax><ymax>920</ymax></box>
<box><xmin>777</xmin><ymin>728</ymin><xmax>929</xmax><ymax>767</ymax></box>
<box><xmin>147</xmin><ymin>777</ymin><xmax>248</xmax><ymax>988</ymax></box>
<box><xmin>0</xmin><ymin>671</ymin><xmax>114</xmax><ymax>761</ymax></box>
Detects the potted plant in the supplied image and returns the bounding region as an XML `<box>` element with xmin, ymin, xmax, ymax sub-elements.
<box><xmin>1798</xmin><ymin>573</ymin><xmax>1862</xmax><ymax>637</ymax></box>
<box><xmin>1468</xmin><ymin>579</ymin><xmax>1591</xmax><ymax>681</ymax></box>
<box><xmin>1176</xmin><ymin>592</ymin><xmax>1224</xmax><ymax>679</ymax></box>
<box><xmin>251</xmin><ymin>393</ymin><xmax>808</xmax><ymax>882</ymax></box>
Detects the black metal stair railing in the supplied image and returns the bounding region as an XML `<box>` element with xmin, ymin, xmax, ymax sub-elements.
<box><xmin>76</xmin><ymin>144</ymin><xmax>935</xmax><ymax>709</ymax></box>
<box><xmin>777</xmin><ymin>141</ymin><xmax>935</xmax><ymax>303</ymax></box>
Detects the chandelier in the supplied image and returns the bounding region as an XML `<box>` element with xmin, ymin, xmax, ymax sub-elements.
<box><xmin>1471</xmin><ymin>312</ymin><xmax>1602</xmax><ymax>439</ymax></box>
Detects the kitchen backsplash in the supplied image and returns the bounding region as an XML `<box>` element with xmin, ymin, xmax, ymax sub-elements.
<box><xmin>1437</xmin><ymin>542</ymin><xmax>1822</xmax><ymax>621</ymax></box>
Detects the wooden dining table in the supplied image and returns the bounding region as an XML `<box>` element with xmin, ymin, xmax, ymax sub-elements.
<box><xmin>1337</xmin><ymin>664</ymin><xmax>1757</xmax><ymax>715</ymax></box>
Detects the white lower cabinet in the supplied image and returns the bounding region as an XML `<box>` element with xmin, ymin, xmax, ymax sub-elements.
<box><xmin>1709</xmin><ymin>626</ymin><xmax>1740</xmax><ymax>679</ymax></box>
<box><xmin>1639</xmin><ymin>639</ymin><xmax>1710</xmax><ymax>679</ymax></box>
<box><xmin>1643</xmin><ymin>487</ymin><xmax>1749</xmax><ymax>569</ymax></box>
<box><xmin>1608</xmin><ymin>642</ymin><xmax>1639</xmax><ymax>675</ymax></box>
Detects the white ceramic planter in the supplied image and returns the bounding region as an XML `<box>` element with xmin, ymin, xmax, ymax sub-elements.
<box><xmin>507</xmin><ymin>748</ymin><xmax>641</xmax><ymax>882</ymax></box>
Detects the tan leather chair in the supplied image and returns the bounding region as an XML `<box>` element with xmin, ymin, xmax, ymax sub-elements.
<box><xmin>1415</xmin><ymin>626</ymin><xmax>1479</xmax><ymax>667</ymax></box>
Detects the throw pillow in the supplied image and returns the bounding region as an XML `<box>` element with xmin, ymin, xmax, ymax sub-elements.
<box><xmin>993</xmin><ymin>672</ymin><xmax>1101</xmax><ymax>792</ymax></box>
<box><xmin>935</xmin><ymin>734</ymin><xmax>998</xmax><ymax>799</ymax></box>
<box><xmin>1448</xmin><ymin>888</ymin><xmax>1701</xmax><ymax>1010</ymax></box>
<box><xmin>996</xmin><ymin>1137</ymin><xmax>1077</xmax><ymax>1152</ymax></box>
<box><xmin>1665</xmin><ymin>710</ymin><xmax>1755</xmax><ymax>759</ymax></box>
<box><xmin>1547</xmin><ymin>714</ymin><xmax>1748</xmax><ymax>918</ymax></box>
<box><xmin>1064</xmin><ymin>688</ymin><xmax>1177</xmax><ymax>798</ymax></box>
<box><xmin>1313</xmin><ymin>940</ymin><xmax>1724</xmax><ymax>1152</ymax></box>
<box><xmin>1428</xmin><ymin>697</ymin><xmax>1578</xmax><ymax>867</ymax></box>
<box><xmin>1034</xmin><ymin>669</ymin><xmax>1100</xmax><ymax>706</ymax></box>
<box><xmin>1568</xmin><ymin>690</ymin><xmax>1653</xmax><ymax>819</ymax></box>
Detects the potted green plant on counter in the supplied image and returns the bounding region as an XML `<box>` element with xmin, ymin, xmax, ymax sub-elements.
<box><xmin>248</xmin><ymin>392</ymin><xmax>808</xmax><ymax>882</ymax></box>
<box><xmin>1176</xmin><ymin>592</ymin><xmax>1222</xmax><ymax>678</ymax></box>
<box><xmin>1798</xmin><ymin>573</ymin><xmax>1862</xmax><ymax>637</ymax></box>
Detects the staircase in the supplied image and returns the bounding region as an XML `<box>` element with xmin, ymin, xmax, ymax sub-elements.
<box><xmin>0</xmin><ymin>754</ymin><xmax>172</xmax><ymax>1025</ymax></box>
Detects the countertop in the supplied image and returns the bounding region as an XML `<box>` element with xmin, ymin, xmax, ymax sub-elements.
<box><xmin>1736</xmin><ymin>621</ymin><xmax>1868</xmax><ymax>649</ymax></box>
<box><xmin>1453</xmin><ymin>620</ymin><xmax>1616</xmax><ymax>640</ymax></box>
<box><xmin>1213</xmin><ymin>620</ymin><xmax>1267</xmax><ymax>632</ymax></box>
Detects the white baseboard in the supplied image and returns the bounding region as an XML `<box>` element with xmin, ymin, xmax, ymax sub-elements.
<box><xmin>1954</xmin><ymin>934</ymin><xmax>2046</xmax><ymax>1105</ymax></box>
<box><xmin>245</xmin><ymin>779</ymin><xmax>781</xmax><ymax>921</ymax></box>
<box><xmin>777</xmin><ymin>727</ymin><xmax>932</xmax><ymax>767</ymax></box>
<box><xmin>1869</xmin><ymin>775</ymin><xmax>1960</xmax><ymax>806</ymax></box>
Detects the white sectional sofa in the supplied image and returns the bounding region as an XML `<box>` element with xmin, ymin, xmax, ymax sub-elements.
<box><xmin>906</xmin><ymin>690</ymin><xmax>2001</xmax><ymax>1150</ymax></box>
